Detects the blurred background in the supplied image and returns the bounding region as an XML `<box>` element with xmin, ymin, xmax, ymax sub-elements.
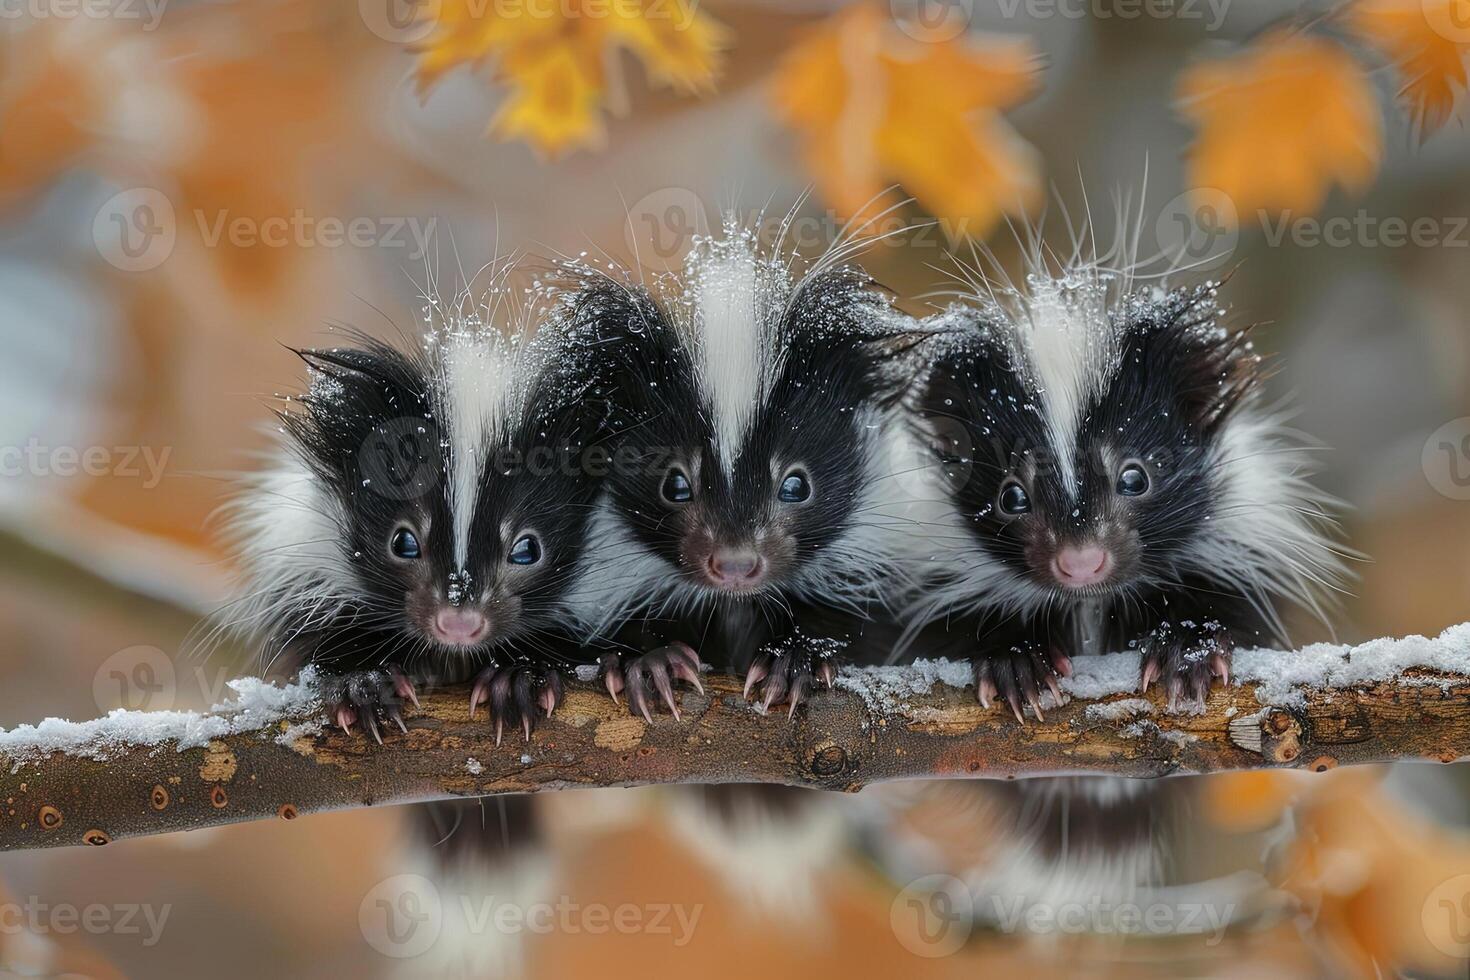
<box><xmin>2</xmin><ymin>0</ymin><xmax>1470</xmax><ymax>976</ymax></box>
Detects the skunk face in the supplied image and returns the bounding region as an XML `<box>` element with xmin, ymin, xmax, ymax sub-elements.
<box><xmin>911</xmin><ymin>271</ymin><xmax>1337</xmax><ymax>628</ymax></box>
<box><xmin>243</xmin><ymin>326</ymin><xmax>598</xmax><ymax>662</ymax></box>
<box><xmin>628</xmin><ymin>319</ymin><xmax>887</xmax><ymax>597</ymax></box>
<box><xmin>923</xmin><ymin>282</ymin><xmax>1244</xmax><ymax>598</ymax></box>
<box><xmin>553</xmin><ymin>228</ymin><xmax>915</xmax><ymax>632</ymax></box>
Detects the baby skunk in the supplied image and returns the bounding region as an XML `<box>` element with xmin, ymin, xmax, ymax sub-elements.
<box><xmin>551</xmin><ymin>219</ymin><xmax>924</xmax><ymax>716</ymax></box>
<box><xmin>907</xmin><ymin>264</ymin><xmax>1346</xmax><ymax>716</ymax></box>
<box><xmin>224</xmin><ymin>274</ymin><xmax>603</xmax><ymax>740</ymax></box>
<box><xmin>888</xmin><ymin>251</ymin><xmax>1348</xmax><ymax>924</ymax></box>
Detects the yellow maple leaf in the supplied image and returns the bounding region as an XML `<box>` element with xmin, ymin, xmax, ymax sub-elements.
<box><xmin>1175</xmin><ymin>30</ymin><xmax>1381</xmax><ymax>221</ymax></box>
<box><xmin>1349</xmin><ymin>0</ymin><xmax>1470</xmax><ymax>137</ymax></box>
<box><xmin>771</xmin><ymin>4</ymin><xmax>1042</xmax><ymax>237</ymax></box>
<box><xmin>414</xmin><ymin>0</ymin><xmax>727</xmax><ymax>156</ymax></box>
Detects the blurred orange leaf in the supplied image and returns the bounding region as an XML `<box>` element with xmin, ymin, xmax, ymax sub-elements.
<box><xmin>1283</xmin><ymin>770</ymin><xmax>1470</xmax><ymax>976</ymax></box>
<box><xmin>415</xmin><ymin>0</ymin><xmax>727</xmax><ymax>157</ymax></box>
<box><xmin>1176</xmin><ymin>30</ymin><xmax>1381</xmax><ymax>221</ymax></box>
<box><xmin>1202</xmin><ymin>770</ymin><xmax>1303</xmax><ymax>833</ymax></box>
<box><xmin>1350</xmin><ymin>0</ymin><xmax>1470</xmax><ymax>138</ymax></box>
<box><xmin>772</xmin><ymin>5</ymin><xmax>1042</xmax><ymax>236</ymax></box>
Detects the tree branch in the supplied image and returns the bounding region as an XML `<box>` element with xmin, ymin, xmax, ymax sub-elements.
<box><xmin>2</xmin><ymin>629</ymin><xmax>1469</xmax><ymax>851</ymax></box>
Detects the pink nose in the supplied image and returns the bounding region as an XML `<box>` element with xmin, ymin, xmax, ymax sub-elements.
<box><xmin>1052</xmin><ymin>545</ymin><xmax>1112</xmax><ymax>587</ymax></box>
<box><xmin>432</xmin><ymin>608</ymin><xmax>488</xmax><ymax>646</ymax></box>
<box><xmin>706</xmin><ymin>549</ymin><xmax>765</xmax><ymax>588</ymax></box>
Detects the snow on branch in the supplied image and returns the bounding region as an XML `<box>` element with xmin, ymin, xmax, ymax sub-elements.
<box><xmin>2</xmin><ymin>626</ymin><xmax>1470</xmax><ymax>850</ymax></box>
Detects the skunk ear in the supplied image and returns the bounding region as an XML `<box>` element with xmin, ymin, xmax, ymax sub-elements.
<box><xmin>1131</xmin><ymin>318</ymin><xmax>1261</xmax><ymax>437</ymax></box>
<box><xmin>863</xmin><ymin>327</ymin><xmax>942</xmax><ymax>409</ymax></box>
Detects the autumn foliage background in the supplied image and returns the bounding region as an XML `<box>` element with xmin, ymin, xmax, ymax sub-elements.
<box><xmin>3</xmin><ymin>0</ymin><xmax>1470</xmax><ymax>977</ymax></box>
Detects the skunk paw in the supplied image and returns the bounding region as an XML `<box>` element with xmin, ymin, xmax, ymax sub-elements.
<box><xmin>468</xmin><ymin>662</ymin><xmax>564</xmax><ymax>744</ymax></box>
<box><xmin>744</xmin><ymin>636</ymin><xmax>843</xmax><ymax>718</ymax></box>
<box><xmin>975</xmin><ymin>643</ymin><xmax>1072</xmax><ymax>725</ymax></box>
<box><xmin>1139</xmin><ymin>620</ymin><xmax>1232</xmax><ymax>710</ymax></box>
<box><xmin>599</xmin><ymin>643</ymin><xmax>703</xmax><ymax>722</ymax></box>
<box><xmin>325</xmin><ymin>666</ymin><xmax>418</xmax><ymax>744</ymax></box>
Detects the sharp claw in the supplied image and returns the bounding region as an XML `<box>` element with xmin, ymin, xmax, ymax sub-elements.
<box><xmin>1007</xmin><ymin>692</ymin><xmax>1026</xmax><ymax>726</ymax></box>
<box><xmin>977</xmin><ymin>676</ymin><xmax>996</xmax><ymax>709</ymax></box>
<box><xmin>494</xmin><ymin>717</ymin><xmax>505</xmax><ymax>747</ymax></box>
<box><xmin>1140</xmin><ymin>659</ymin><xmax>1161</xmax><ymax>693</ymax></box>
<box><xmin>668</xmin><ymin>642</ymin><xmax>702</xmax><ymax>672</ymax></box>
<box><xmin>787</xmin><ymin>673</ymin><xmax>811</xmax><ymax>719</ymax></box>
<box><xmin>1053</xmin><ymin>653</ymin><xmax>1073</xmax><ymax>678</ymax></box>
<box><xmin>628</xmin><ymin>683</ymin><xmax>654</xmax><ymax>725</ymax></box>
<box><xmin>1211</xmin><ymin>654</ymin><xmax>1230</xmax><ymax>687</ymax></box>
<box><xmin>365</xmin><ymin>713</ymin><xmax>383</xmax><ymax>745</ymax></box>
<box><xmin>1026</xmin><ymin>690</ymin><xmax>1044</xmax><ymax>722</ymax></box>
<box><xmin>648</xmin><ymin>661</ymin><xmax>679</xmax><ymax>721</ymax></box>
<box><xmin>539</xmin><ymin>673</ymin><xmax>563</xmax><ymax>718</ymax></box>
<box><xmin>815</xmin><ymin>657</ymin><xmax>837</xmax><ymax>689</ymax></box>
<box><xmin>335</xmin><ymin>705</ymin><xmax>356</xmax><ymax>735</ymax></box>
<box><xmin>522</xmin><ymin>715</ymin><xmax>533</xmax><ymax>743</ymax></box>
<box><xmin>743</xmin><ymin>658</ymin><xmax>770</xmax><ymax>700</ymax></box>
<box><xmin>469</xmin><ymin>682</ymin><xmax>488</xmax><ymax>720</ymax></box>
<box><xmin>669</xmin><ymin>657</ymin><xmax>704</xmax><ymax>694</ymax></box>
<box><xmin>391</xmin><ymin>669</ymin><xmax>420</xmax><ymax>708</ymax></box>
<box><xmin>386</xmin><ymin>706</ymin><xmax>407</xmax><ymax>734</ymax></box>
<box><xmin>1044</xmin><ymin>673</ymin><xmax>1062</xmax><ymax>702</ymax></box>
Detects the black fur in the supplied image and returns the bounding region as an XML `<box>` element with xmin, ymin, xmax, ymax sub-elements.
<box><xmin>914</xmin><ymin>282</ymin><xmax>1284</xmax><ymax>715</ymax></box>
<box><xmin>556</xmin><ymin>260</ymin><xmax>918</xmax><ymax>710</ymax></box>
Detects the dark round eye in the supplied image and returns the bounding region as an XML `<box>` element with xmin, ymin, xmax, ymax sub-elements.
<box><xmin>1116</xmin><ymin>463</ymin><xmax>1150</xmax><ymax>497</ymax></box>
<box><xmin>390</xmin><ymin>527</ymin><xmax>421</xmax><ymax>560</ymax></box>
<box><xmin>998</xmin><ymin>480</ymin><xmax>1031</xmax><ymax>516</ymax></box>
<box><xmin>508</xmin><ymin>534</ymin><xmax>541</xmax><ymax>566</ymax></box>
<box><xmin>778</xmin><ymin>470</ymin><xmax>811</xmax><ymax>503</ymax></box>
<box><xmin>661</xmin><ymin>469</ymin><xmax>693</xmax><ymax>504</ymax></box>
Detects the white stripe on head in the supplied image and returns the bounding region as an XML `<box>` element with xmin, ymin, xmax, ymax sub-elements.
<box><xmin>684</xmin><ymin>232</ymin><xmax>785</xmax><ymax>473</ymax></box>
<box><xmin>1006</xmin><ymin>272</ymin><xmax>1120</xmax><ymax>495</ymax></box>
<box><xmin>434</xmin><ymin>328</ymin><xmax>529</xmax><ymax>570</ymax></box>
